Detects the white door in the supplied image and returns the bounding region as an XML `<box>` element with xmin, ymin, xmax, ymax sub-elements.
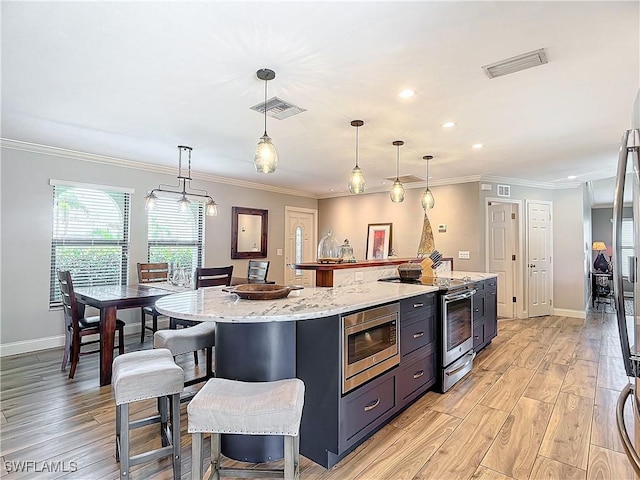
<box><xmin>284</xmin><ymin>207</ymin><xmax>317</xmax><ymax>286</ymax></box>
<box><xmin>527</xmin><ymin>200</ymin><xmax>553</xmax><ymax>317</ymax></box>
<box><xmin>488</xmin><ymin>202</ymin><xmax>517</xmax><ymax>318</ymax></box>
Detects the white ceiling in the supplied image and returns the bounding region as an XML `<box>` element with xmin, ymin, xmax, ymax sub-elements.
<box><xmin>2</xmin><ymin>1</ymin><xmax>639</xmax><ymax>201</ymax></box>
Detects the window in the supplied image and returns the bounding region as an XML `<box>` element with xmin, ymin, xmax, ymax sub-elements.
<box><xmin>50</xmin><ymin>182</ymin><xmax>131</xmax><ymax>306</ymax></box>
<box><xmin>621</xmin><ymin>218</ymin><xmax>635</xmax><ymax>278</ymax></box>
<box><xmin>147</xmin><ymin>197</ymin><xmax>204</xmax><ymax>272</ymax></box>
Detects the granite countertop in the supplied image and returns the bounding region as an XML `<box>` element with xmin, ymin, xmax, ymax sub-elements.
<box><xmin>448</xmin><ymin>271</ymin><xmax>498</xmax><ymax>281</ymax></box>
<box><xmin>155</xmin><ymin>281</ymin><xmax>438</xmax><ymax>323</ymax></box>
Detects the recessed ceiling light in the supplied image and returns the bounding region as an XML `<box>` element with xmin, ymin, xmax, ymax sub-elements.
<box><xmin>399</xmin><ymin>89</ymin><xmax>416</xmax><ymax>98</ymax></box>
<box><xmin>472</xmin><ymin>144</ymin><xmax>483</xmax><ymax>149</ymax></box>
<box><xmin>567</xmin><ymin>175</ymin><xmax>577</xmax><ymax>180</ymax></box>
<box><xmin>441</xmin><ymin>122</ymin><xmax>456</xmax><ymax>128</ymax></box>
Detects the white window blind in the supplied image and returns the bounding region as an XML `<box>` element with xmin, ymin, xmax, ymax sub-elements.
<box><xmin>147</xmin><ymin>197</ymin><xmax>204</xmax><ymax>272</ymax></box>
<box><xmin>621</xmin><ymin>218</ymin><xmax>635</xmax><ymax>278</ymax></box>
<box><xmin>50</xmin><ymin>184</ymin><xmax>130</xmax><ymax>306</ymax></box>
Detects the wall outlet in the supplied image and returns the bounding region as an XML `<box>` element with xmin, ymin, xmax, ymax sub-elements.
<box><xmin>276</xmin><ymin>249</ymin><xmax>283</xmax><ymax>256</ymax></box>
<box><xmin>458</xmin><ymin>251</ymin><xmax>470</xmax><ymax>260</ymax></box>
<box><xmin>354</xmin><ymin>271</ymin><xmax>364</xmax><ymax>282</ymax></box>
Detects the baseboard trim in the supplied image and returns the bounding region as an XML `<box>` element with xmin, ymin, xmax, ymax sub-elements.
<box><xmin>0</xmin><ymin>319</ymin><xmax>170</xmax><ymax>357</ymax></box>
<box><xmin>553</xmin><ymin>308</ymin><xmax>586</xmax><ymax>319</ymax></box>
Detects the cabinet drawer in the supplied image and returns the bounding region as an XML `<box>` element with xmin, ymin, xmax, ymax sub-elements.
<box><xmin>342</xmin><ymin>375</ymin><xmax>396</xmax><ymax>441</ymax></box>
<box><xmin>401</xmin><ymin>315</ymin><xmax>435</xmax><ymax>357</ymax></box>
<box><xmin>473</xmin><ymin>280</ymin><xmax>485</xmax><ymax>292</ymax></box>
<box><xmin>473</xmin><ymin>293</ymin><xmax>486</xmax><ymax>320</ymax></box>
<box><xmin>485</xmin><ymin>278</ymin><xmax>497</xmax><ymax>291</ymax></box>
<box><xmin>473</xmin><ymin>320</ymin><xmax>484</xmax><ymax>350</ymax></box>
<box><xmin>400</xmin><ymin>293</ymin><xmax>435</xmax><ymax>316</ymax></box>
<box><xmin>398</xmin><ymin>349</ymin><xmax>435</xmax><ymax>400</ymax></box>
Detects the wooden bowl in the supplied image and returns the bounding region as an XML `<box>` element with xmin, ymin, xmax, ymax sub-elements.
<box><xmin>222</xmin><ymin>284</ymin><xmax>304</xmax><ymax>300</ymax></box>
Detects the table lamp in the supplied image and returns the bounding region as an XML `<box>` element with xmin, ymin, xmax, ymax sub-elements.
<box><xmin>592</xmin><ymin>241</ymin><xmax>610</xmax><ymax>272</ymax></box>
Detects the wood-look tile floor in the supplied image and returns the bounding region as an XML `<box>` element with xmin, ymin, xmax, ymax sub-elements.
<box><xmin>1</xmin><ymin>307</ymin><xmax>639</xmax><ymax>479</ymax></box>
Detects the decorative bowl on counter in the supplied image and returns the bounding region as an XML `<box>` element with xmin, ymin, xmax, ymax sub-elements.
<box><xmin>397</xmin><ymin>262</ymin><xmax>423</xmax><ymax>280</ymax></box>
<box><xmin>222</xmin><ymin>284</ymin><xmax>304</xmax><ymax>300</ymax></box>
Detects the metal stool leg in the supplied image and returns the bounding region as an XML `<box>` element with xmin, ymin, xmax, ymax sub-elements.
<box><xmin>191</xmin><ymin>432</ymin><xmax>203</xmax><ymax>480</ymax></box>
<box><xmin>171</xmin><ymin>393</ymin><xmax>181</xmax><ymax>480</ymax></box>
<box><xmin>119</xmin><ymin>403</ymin><xmax>130</xmax><ymax>480</ymax></box>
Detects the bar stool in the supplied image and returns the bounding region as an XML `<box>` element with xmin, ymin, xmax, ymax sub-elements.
<box><xmin>154</xmin><ymin>322</ymin><xmax>216</xmax><ymax>390</ymax></box>
<box><xmin>112</xmin><ymin>348</ymin><xmax>184</xmax><ymax>480</ymax></box>
<box><xmin>188</xmin><ymin>378</ymin><xmax>305</xmax><ymax>480</ymax></box>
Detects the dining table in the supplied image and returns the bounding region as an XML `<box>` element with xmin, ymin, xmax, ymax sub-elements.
<box><xmin>74</xmin><ymin>284</ymin><xmax>177</xmax><ymax>386</ymax></box>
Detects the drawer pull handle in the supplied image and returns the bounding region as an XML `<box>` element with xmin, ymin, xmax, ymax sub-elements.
<box><xmin>364</xmin><ymin>399</ymin><xmax>380</xmax><ymax>412</ymax></box>
<box><xmin>413</xmin><ymin>332</ymin><xmax>425</xmax><ymax>339</ymax></box>
<box><xmin>413</xmin><ymin>370</ymin><xmax>425</xmax><ymax>379</ymax></box>
<box><xmin>413</xmin><ymin>302</ymin><xmax>424</xmax><ymax>308</ymax></box>
<box><xmin>474</xmin><ymin>335</ymin><xmax>480</xmax><ymax>339</ymax></box>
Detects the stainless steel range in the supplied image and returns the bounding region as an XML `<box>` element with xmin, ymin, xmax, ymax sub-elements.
<box><xmin>379</xmin><ymin>276</ymin><xmax>477</xmax><ymax>392</ymax></box>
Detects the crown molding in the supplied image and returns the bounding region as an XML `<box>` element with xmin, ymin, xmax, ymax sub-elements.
<box><xmin>0</xmin><ymin>138</ymin><xmax>318</xmax><ymax>199</ymax></box>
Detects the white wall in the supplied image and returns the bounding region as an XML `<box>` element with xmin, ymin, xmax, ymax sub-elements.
<box><xmin>0</xmin><ymin>146</ymin><xmax>316</xmax><ymax>351</ymax></box>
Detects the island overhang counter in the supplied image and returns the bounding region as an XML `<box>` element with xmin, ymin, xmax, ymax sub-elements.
<box><xmin>155</xmin><ymin>281</ymin><xmax>438</xmax><ymax>465</ymax></box>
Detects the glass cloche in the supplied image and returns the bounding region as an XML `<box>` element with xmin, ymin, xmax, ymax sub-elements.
<box><xmin>317</xmin><ymin>229</ymin><xmax>342</xmax><ymax>263</ymax></box>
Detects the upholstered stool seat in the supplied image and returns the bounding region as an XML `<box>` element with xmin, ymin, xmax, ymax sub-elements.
<box><xmin>112</xmin><ymin>348</ymin><xmax>184</xmax><ymax>480</ymax></box>
<box><xmin>188</xmin><ymin>378</ymin><xmax>305</xmax><ymax>480</ymax></box>
<box><xmin>154</xmin><ymin>322</ymin><xmax>216</xmax><ymax>388</ymax></box>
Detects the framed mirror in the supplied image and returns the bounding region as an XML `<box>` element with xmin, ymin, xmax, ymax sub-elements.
<box><xmin>231</xmin><ymin>207</ymin><xmax>268</xmax><ymax>259</ymax></box>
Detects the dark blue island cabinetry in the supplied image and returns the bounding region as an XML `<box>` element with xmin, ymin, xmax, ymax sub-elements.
<box><xmin>296</xmin><ymin>292</ymin><xmax>437</xmax><ymax>469</ymax></box>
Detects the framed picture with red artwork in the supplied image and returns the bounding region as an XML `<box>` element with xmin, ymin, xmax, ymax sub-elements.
<box><xmin>366</xmin><ymin>223</ymin><xmax>392</xmax><ymax>259</ymax></box>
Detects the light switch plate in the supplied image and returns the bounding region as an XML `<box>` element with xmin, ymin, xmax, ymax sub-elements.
<box><xmin>438</xmin><ymin>224</ymin><xmax>447</xmax><ymax>232</ymax></box>
<box><xmin>458</xmin><ymin>251</ymin><xmax>470</xmax><ymax>259</ymax></box>
<box><xmin>276</xmin><ymin>249</ymin><xmax>283</xmax><ymax>256</ymax></box>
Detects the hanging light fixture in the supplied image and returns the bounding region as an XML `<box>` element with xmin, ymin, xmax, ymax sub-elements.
<box><xmin>144</xmin><ymin>145</ymin><xmax>218</xmax><ymax>217</ymax></box>
<box><xmin>390</xmin><ymin>140</ymin><xmax>405</xmax><ymax>203</ymax></box>
<box><xmin>254</xmin><ymin>68</ymin><xmax>278</xmax><ymax>174</ymax></box>
<box><xmin>421</xmin><ymin>155</ymin><xmax>435</xmax><ymax>211</ymax></box>
<box><xmin>348</xmin><ymin>120</ymin><xmax>365</xmax><ymax>194</ymax></box>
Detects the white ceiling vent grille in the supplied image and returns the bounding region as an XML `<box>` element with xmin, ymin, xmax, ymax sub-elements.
<box><xmin>250</xmin><ymin>97</ymin><xmax>306</xmax><ymax>120</ymax></box>
<box><xmin>482</xmin><ymin>48</ymin><xmax>548</xmax><ymax>79</ymax></box>
<box><xmin>497</xmin><ymin>185</ymin><xmax>511</xmax><ymax>197</ymax></box>
<box><xmin>384</xmin><ymin>174</ymin><xmax>425</xmax><ymax>184</ymax></box>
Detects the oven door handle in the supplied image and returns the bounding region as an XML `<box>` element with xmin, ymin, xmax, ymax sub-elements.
<box><xmin>445</xmin><ymin>351</ymin><xmax>476</xmax><ymax>376</ymax></box>
<box><xmin>443</xmin><ymin>289</ymin><xmax>476</xmax><ymax>303</ymax></box>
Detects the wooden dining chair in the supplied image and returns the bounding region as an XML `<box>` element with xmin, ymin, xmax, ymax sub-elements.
<box><xmin>137</xmin><ymin>262</ymin><xmax>169</xmax><ymax>342</ymax></box>
<box><xmin>170</xmin><ymin>266</ymin><xmax>234</xmax><ymax>365</ymax></box>
<box><xmin>57</xmin><ymin>270</ymin><xmax>125</xmax><ymax>379</ymax></box>
<box><xmin>247</xmin><ymin>260</ymin><xmax>270</xmax><ymax>283</ymax></box>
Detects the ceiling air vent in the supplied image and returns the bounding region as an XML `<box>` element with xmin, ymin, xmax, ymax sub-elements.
<box><xmin>250</xmin><ymin>96</ymin><xmax>306</xmax><ymax>120</ymax></box>
<box><xmin>497</xmin><ymin>185</ymin><xmax>511</xmax><ymax>197</ymax></box>
<box><xmin>482</xmin><ymin>48</ymin><xmax>548</xmax><ymax>79</ymax></box>
<box><xmin>384</xmin><ymin>174</ymin><xmax>425</xmax><ymax>184</ymax></box>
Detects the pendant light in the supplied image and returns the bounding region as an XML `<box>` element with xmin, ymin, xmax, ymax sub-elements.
<box><xmin>253</xmin><ymin>68</ymin><xmax>278</xmax><ymax>174</ymax></box>
<box><xmin>390</xmin><ymin>140</ymin><xmax>405</xmax><ymax>203</ymax></box>
<box><xmin>348</xmin><ymin>120</ymin><xmax>365</xmax><ymax>194</ymax></box>
<box><xmin>144</xmin><ymin>146</ymin><xmax>218</xmax><ymax>216</ymax></box>
<box><xmin>421</xmin><ymin>155</ymin><xmax>435</xmax><ymax>211</ymax></box>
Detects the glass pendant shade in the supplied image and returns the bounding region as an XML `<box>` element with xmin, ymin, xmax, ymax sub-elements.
<box><xmin>390</xmin><ymin>140</ymin><xmax>405</xmax><ymax>203</ymax></box>
<box><xmin>348</xmin><ymin>119</ymin><xmax>365</xmax><ymax>194</ymax></box>
<box><xmin>254</xmin><ymin>69</ymin><xmax>278</xmax><ymax>174</ymax></box>
<box><xmin>205</xmin><ymin>199</ymin><xmax>218</xmax><ymax>216</ymax></box>
<box><xmin>421</xmin><ymin>155</ymin><xmax>435</xmax><ymax>212</ymax></box>
<box><xmin>421</xmin><ymin>188</ymin><xmax>435</xmax><ymax>210</ymax></box>
<box><xmin>349</xmin><ymin>165</ymin><xmax>365</xmax><ymax>194</ymax></box>
<box><xmin>390</xmin><ymin>180</ymin><xmax>405</xmax><ymax>203</ymax></box>
<box><xmin>254</xmin><ymin>134</ymin><xmax>278</xmax><ymax>173</ymax></box>
<box><xmin>144</xmin><ymin>191</ymin><xmax>158</xmax><ymax>211</ymax></box>
<box><xmin>177</xmin><ymin>194</ymin><xmax>190</xmax><ymax>213</ymax></box>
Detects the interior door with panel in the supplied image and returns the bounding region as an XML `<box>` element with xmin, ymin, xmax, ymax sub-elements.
<box><xmin>488</xmin><ymin>201</ymin><xmax>517</xmax><ymax>318</ymax></box>
<box><xmin>526</xmin><ymin>200</ymin><xmax>553</xmax><ymax>317</ymax></box>
<box><xmin>284</xmin><ymin>207</ymin><xmax>317</xmax><ymax>286</ymax></box>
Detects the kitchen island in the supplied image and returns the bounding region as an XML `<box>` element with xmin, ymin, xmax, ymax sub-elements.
<box><xmin>155</xmin><ymin>273</ymin><xmax>497</xmax><ymax>468</ymax></box>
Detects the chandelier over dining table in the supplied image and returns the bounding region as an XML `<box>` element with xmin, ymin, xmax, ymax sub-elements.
<box><xmin>144</xmin><ymin>145</ymin><xmax>218</xmax><ymax>216</ymax></box>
